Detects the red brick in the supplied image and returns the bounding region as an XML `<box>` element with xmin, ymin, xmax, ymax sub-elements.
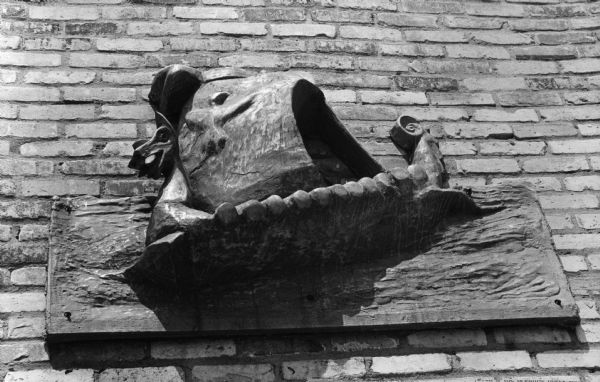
<box><xmin>378</xmin><ymin>13</ymin><xmax>437</xmax><ymax>28</ymax></box>
<box><xmin>564</xmin><ymin>91</ymin><xmax>600</xmax><ymax>105</ymax></box>
<box><xmin>513</xmin><ymin>123</ymin><xmax>577</xmax><ymax>138</ymax></box>
<box><xmin>562</xmin><ymin>58</ymin><xmax>600</xmax><ymax>74</ymax></box>
<box><xmin>101</xmin><ymin>6</ymin><xmax>167</xmax><ymax>19</ymax></box>
<box><xmin>96</xmin><ymin>38</ymin><xmax>163</xmax><ymax>52</ymax></box>
<box><xmin>430</xmin><ymin>93</ymin><xmax>494</xmax><ymax>106</ymax></box>
<box><xmin>243</xmin><ymin>8</ymin><xmax>305</xmax><ymax>21</ymax></box>
<box><xmin>405</xmin><ymin>30</ymin><xmax>467</xmax><ymax>43</ymax></box>
<box><xmin>0</xmin><ymin>242</ymin><xmax>48</xmax><ymax>264</ymax></box>
<box><xmin>65</xmin><ymin>123</ymin><xmax>137</xmax><ymax>138</ymax></box>
<box><xmin>560</xmin><ymin>255</ymin><xmax>587</xmax><ymax>272</ymax></box>
<box><xmin>0</xmin><ymin>293</ymin><xmax>45</xmax><ymax>313</ymax></box>
<box><xmin>444</xmin><ymin>16</ymin><xmax>503</xmax><ymax>29</ymax></box>
<box><xmin>20</xmin><ymin>140</ymin><xmax>94</xmax><ymax>157</ymax></box>
<box><xmin>447</xmin><ymin>45</ymin><xmax>510</xmax><ymax>59</ymax></box>
<box><xmin>10</xmin><ymin>266</ymin><xmax>46</xmax><ymax>285</ymax></box>
<box><xmin>510</xmin><ymin>19</ymin><xmax>569</xmax><ymax>31</ymax></box>
<box><xmin>0</xmin><ymin>36</ymin><xmax>21</xmax><ymax>49</ymax></box>
<box><xmin>338</xmin><ymin>0</ymin><xmax>395</xmax><ymax>10</ymax></box>
<box><xmin>497</xmin><ymin>92</ymin><xmax>562</xmax><ymax>106</ymax></box>
<box><xmin>100</xmin><ymin>105</ymin><xmax>154</xmax><ymax>120</ymax></box>
<box><xmin>493</xmin><ymin>326</ymin><xmax>571</xmax><ymax>344</ymax></box>
<box><xmin>327</xmin><ymin>334</ymin><xmax>398</xmax><ymax>352</ymax></box>
<box><xmin>0</xmin><ymin>69</ymin><xmax>17</xmax><ymax>83</ymax></box>
<box><xmin>462</xmin><ymin>77</ymin><xmax>527</xmax><ymax>91</ymax></box>
<box><xmin>4</xmin><ymin>370</ymin><xmax>93</xmax><ymax>382</ymax></box>
<box><xmin>465</xmin><ymin>3</ymin><xmax>525</xmax><ymax>17</ymax></box>
<box><xmin>439</xmin><ymin>141</ymin><xmax>477</xmax><ymax>156</ymax></box>
<box><xmin>0</xmin><ymin>52</ymin><xmax>61</xmax><ymax>66</ymax></box>
<box><xmin>19</xmin><ymin>104</ymin><xmax>94</xmax><ymax>120</ymax></box>
<box><xmin>512</xmin><ymin>46</ymin><xmax>577</xmax><ymax>60</ymax></box>
<box><xmin>522</xmin><ymin>156</ymin><xmax>589</xmax><ymax>172</ymax></box>
<box><xmin>371</xmin><ymin>354</ymin><xmax>452</xmax><ymax>374</ymax></box>
<box><xmin>0</xmin><ymin>121</ymin><xmax>58</xmax><ymax>138</ymax></box>
<box><xmin>151</xmin><ymin>339</ymin><xmax>235</xmax><ymax>359</ymax></box>
<box><xmin>171</xmin><ymin>38</ymin><xmax>238</xmax><ymax>52</ymax></box>
<box><xmin>400</xmin><ymin>0</ymin><xmax>464</xmax><ymax>14</ymax></box>
<box><xmin>99</xmin><ymin>367</ymin><xmax>183</xmax><ymax>382</ymax></box>
<box><xmin>554</xmin><ymin>234</ymin><xmax>600</xmax><ymax>249</ymax></box>
<box><xmin>546</xmin><ymin>214</ymin><xmax>574</xmax><ymax>229</ymax></box>
<box><xmin>219</xmin><ymin>54</ymin><xmax>287</xmax><ymax>68</ymax></box>
<box><xmin>29</xmin><ymin>6</ymin><xmax>99</xmax><ymax>20</ymax></box>
<box><xmin>472</xmin><ymin>31</ymin><xmax>532</xmax><ymax>45</ymax></box>
<box><xmin>479</xmin><ymin>141</ymin><xmax>545</xmax><ymax>155</ymax></box>
<box><xmin>315</xmin><ymin>40</ymin><xmax>376</xmax><ymax>55</ymax></box>
<box><xmin>576</xmin><ymin>300</ymin><xmax>600</xmax><ymax>319</ymax></box>
<box><xmin>539</xmin><ymin>193</ymin><xmax>598</xmax><ymax>209</ymax></box>
<box><xmin>272</xmin><ymin>24</ymin><xmax>335</xmax><ymax>37</ymax></box>
<box><xmin>105</xmin><ymin>179</ymin><xmax>161</xmax><ymax>196</ymax></box>
<box><xmin>290</xmin><ymin>54</ymin><xmax>353</xmax><ymax>70</ymax></box>
<box><xmin>24</xmin><ymin>70</ymin><xmax>95</xmax><ymax>84</ymax></box>
<box><xmin>173</xmin><ymin>6</ymin><xmax>238</xmax><ymax>19</ymax></box>
<box><xmin>455</xmin><ymin>159</ymin><xmax>520</xmax><ymax>174</ymax></box>
<box><xmin>577</xmin><ymin>323</ymin><xmax>600</xmax><ymax>343</ymax></box>
<box><xmin>69</xmin><ymin>53</ymin><xmax>143</xmax><ymax>68</ymax></box>
<box><xmin>200</xmin><ymin>22</ymin><xmax>266</xmax><ymax>36</ymax></box>
<box><xmin>0</xmin><ymin>224</ymin><xmax>11</xmax><ymax>242</ymax></box>
<box><xmin>19</xmin><ymin>224</ymin><xmax>49</xmax><ymax>241</ymax></box>
<box><xmin>323</xmin><ymin>89</ymin><xmax>356</xmax><ymax>103</ymax></box>
<box><xmin>458</xmin><ymin>351</ymin><xmax>532</xmax><ymax>371</ymax></box>
<box><xmin>126</xmin><ymin>21</ymin><xmax>193</xmax><ymax>36</ymax></box>
<box><xmin>241</xmin><ymin>39</ymin><xmax>304</xmax><ymax>52</ymax></box>
<box><xmin>408</xmin><ymin>329</ymin><xmax>486</xmax><ymax>348</ymax></box>
<box><xmin>312</xmin><ymin>72</ymin><xmax>391</xmax><ymax>88</ymax></box>
<box><xmin>0</xmin><ymin>341</ymin><xmax>48</xmax><ymax>363</ymax></box>
<box><xmin>63</xmin><ymin>87</ymin><xmax>136</xmax><ymax>102</ymax></box>
<box><xmin>193</xmin><ymin>364</ymin><xmax>275</xmax><ymax>382</ymax></box>
<box><xmin>339</xmin><ymin>25</ymin><xmax>403</xmax><ymax>41</ymax></box>
<box><xmin>102</xmin><ymin>71</ymin><xmax>155</xmax><ymax>85</ymax></box>
<box><xmin>359</xmin><ymin>90</ymin><xmax>427</xmax><ymax>105</ymax></box>
<box><xmin>413</xmin><ymin>60</ymin><xmax>492</xmax><ymax>74</ymax></box>
<box><xmin>392</xmin><ymin>107</ymin><xmax>468</xmax><ymax>121</ymax></box>
<box><xmin>381</xmin><ymin>44</ymin><xmax>444</xmax><ymax>57</ymax></box>
<box><xmin>473</xmin><ymin>109</ymin><xmax>538</xmax><ymax>122</ymax></box>
<box><xmin>0</xmin><ymin>104</ymin><xmax>19</xmax><ymax>119</ymax></box>
<box><xmin>6</xmin><ymin>315</ymin><xmax>46</xmax><ymax>339</ymax></box>
<box><xmin>490</xmin><ymin>176</ymin><xmax>561</xmax><ymax>192</ymax></box>
<box><xmin>443</xmin><ymin>123</ymin><xmax>513</xmax><ymax>138</ymax></box>
<box><xmin>22</xmin><ymin>178</ymin><xmax>100</xmax><ymax>196</ymax></box>
<box><xmin>0</xmin><ymin>159</ymin><xmax>53</xmax><ymax>176</ymax></box>
<box><xmin>103</xmin><ymin>141</ymin><xmax>134</xmax><ymax>156</ymax></box>
<box><xmin>311</xmin><ymin>9</ymin><xmax>372</xmax><ymax>24</ymax></box>
<box><xmin>549</xmin><ymin>139</ymin><xmax>600</xmax><ymax>154</ymax></box>
<box><xmin>537</xmin><ymin>350</ymin><xmax>600</xmax><ymax>368</ymax></box>
<box><xmin>282</xmin><ymin>358</ymin><xmax>366</xmax><ymax>379</ymax></box>
<box><xmin>0</xmin><ymin>201</ymin><xmax>51</xmax><ymax>219</ymax></box>
<box><xmin>576</xmin><ymin>214</ymin><xmax>600</xmax><ymax>230</ymax></box>
<box><xmin>540</xmin><ymin>106</ymin><xmax>600</xmax><ymax>121</ymax></box>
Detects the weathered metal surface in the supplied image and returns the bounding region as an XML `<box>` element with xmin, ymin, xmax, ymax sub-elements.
<box><xmin>47</xmin><ymin>185</ymin><xmax>578</xmax><ymax>341</ymax></box>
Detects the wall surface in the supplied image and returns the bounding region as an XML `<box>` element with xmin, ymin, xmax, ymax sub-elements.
<box><xmin>0</xmin><ymin>0</ymin><xmax>599</xmax><ymax>380</ymax></box>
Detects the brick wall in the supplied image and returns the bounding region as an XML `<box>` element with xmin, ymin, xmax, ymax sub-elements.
<box><xmin>1</xmin><ymin>0</ymin><xmax>600</xmax><ymax>380</ymax></box>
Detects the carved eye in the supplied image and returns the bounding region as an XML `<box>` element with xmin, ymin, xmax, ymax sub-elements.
<box><xmin>211</xmin><ymin>92</ymin><xmax>230</xmax><ymax>106</ymax></box>
<box><xmin>155</xmin><ymin>127</ymin><xmax>170</xmax><ymax>143</ymax></box>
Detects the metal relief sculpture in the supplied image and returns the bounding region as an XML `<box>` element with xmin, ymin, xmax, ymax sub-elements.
<box><xmin>124</xmin><ymin>65</ymin><xmax>474</xmax><ymax>287</ymax></box>
<box><xmin>47</xmin><ymin>65</ymin><xmax>577</xmax><ymax>340</ymax></box>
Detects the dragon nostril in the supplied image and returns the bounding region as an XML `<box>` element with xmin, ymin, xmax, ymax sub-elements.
<box><xmin>207</xmin><ymin>140</ymin><xmax>217</xmax><ymax>154</ymax></box>
<box><xmin>211</xmin><ymin>92</ymin><xmax>230</xmax><ymax>106</ymax></box>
